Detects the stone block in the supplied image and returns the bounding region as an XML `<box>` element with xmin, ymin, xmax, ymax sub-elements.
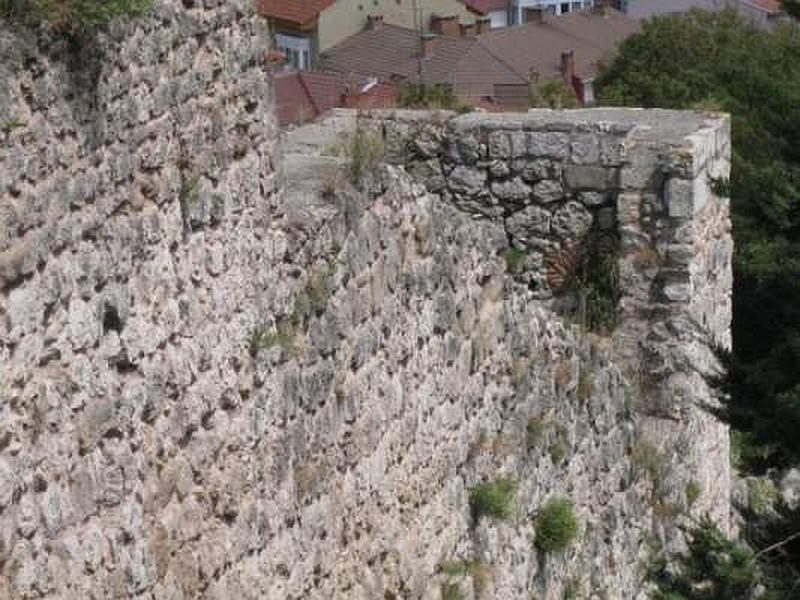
<box><xmin>448</xmin><ymin>165</ymin><xmax>486</xmax><ymax>196</ymax></box>
<box><xmin>532</xmin><ymin>179</ymin><xmax>564</xmax><ymax>204</ymax></box>
<box><xmin>527</xmin><ymin>131</ymin><xmax>569</xmax><ymax>158</ymax></box>
<box><xmin>563</xmin><ymin>165</ymin><xmax>614</xmax><ymax>190</ymax></box>
<box><xmin>518</xmin><ymin>159</ymin><xmax>556</xmax><ymax>182</ymax></box>
<box><xmin>570</xmin><ymin>134</ymin><xmax>600</xmax><ymax>164</ymax></box>
<box><xmin>552</xmin><ymin>201</ymin><xmax>593</xmax><ymax>239</ymax></box>
<box><xmin>488</xmin><ymin>132</ymin><xmax>511</xmax><ymax>159</ymax></box>
<box><xmin>506</xmin><ymin>205</ymin><xmax>552</xmax><ymax>239</ymax></box>
<box><xmin>664</xmin><ymin>177</ymin><xmax>695</xmax><ymax>218</ymax></box>
<box><xmin>491</xmin><ymin>177</ymin><xmax>531</xmax><ymax>203</ymax></box>
<box><xmin>579</xmin><ymin>191</ymin><xmax>609</xmax><ymax>207</ymax></box>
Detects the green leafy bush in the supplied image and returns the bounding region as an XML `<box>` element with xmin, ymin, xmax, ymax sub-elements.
<box><xmin>468</xmin><ymin>478</ymin><xmax>516</xmax><ymax>523</ymax></box>
<box><xmin>535</xmin><ymin>497</ymin><xmax>579</xmax><ymax>554</ymax></box>
<box><xmin>1</xmin><ymin>0</ymin><xmax>151</xmax><ymax>36</ymax></box>
<box><xmin>649</xmin><ymin>517</ymin><xmax>761</xmax><ymax>600</ymax></box>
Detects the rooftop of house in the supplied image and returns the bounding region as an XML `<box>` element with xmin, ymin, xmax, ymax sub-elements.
<box><xmin>739</xmin><ymin>0</ymin><xmax>783</xmax><ymax>13</ymax></box>
<box><xmin>255</xmin><ymin>0</ymin><xmax>337</xmax><ymax>26</ymax></box>
<box><xmin>275</xmin><ymin>70</ymin><xmax>396</xmax><ymax>126</ymax></box>
<box><xmin>460</xmin><ymin>0</ymin><xmax>510</xmax><ymax>12</ymax></box>
<box><xmin>319</xmin><ymin>9</ymin><xmax>639</xmax><ymax>98</ymax></box>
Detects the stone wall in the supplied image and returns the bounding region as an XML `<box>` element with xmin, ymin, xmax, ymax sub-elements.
<box><xmin>0</xmin><ymin>1</ymin><xmax>277</xmax><ymax>596</ymax></box>
<box><xmin>0</xmin><ymin>4</ymin><xmax>732</xmax><ymax>596</ymax></box>
<box><xmin>352</xmin><ymin>105</ymin><xmax>733</xmax><ymax>542</ymax></box>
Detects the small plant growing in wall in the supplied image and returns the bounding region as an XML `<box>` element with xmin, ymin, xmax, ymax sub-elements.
<box><xmin>685</xmin><ymin>480</ymin><xmax>701</xmax><ymax>507</ymax></box>
<box><xmin>535</xmin><ymin>497</ymin><xmax>579</xmax><ymax>554</ymax></box>
<box><xmin>345</xmin><ymin>123</ymin><xmax>385</xmax><ymax>186</ymax></box>
<box><xmin>468</xmin><ymin>478</ymin><xmax>517</xmax><ymax>523</ymax></box>
<box><xmin>502</xmin><ymin>246</ymin><xmax>527</xmax><ymax>276</ymax></box>
<box><xmin>526</xmin><ymin>417</ymin><xmax>548</xmax><ymax>448</ymax></box>
<box><xmin>440</xmin><ymin>582</ymin><xmax>465</xmax><ymax>600</ymax></box>
<box><xmin>248</xmin><ymin>323</ymin><xmax>270</xmax><ymax>358</ymax></box>
<box><xmin>439</xmin><ymin>558</ymin><xmax>490</xmax><ymax>596</ymax></box>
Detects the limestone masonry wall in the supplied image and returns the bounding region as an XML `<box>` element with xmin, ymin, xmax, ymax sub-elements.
<box><xmin>0</xmin><ymin>4</ymin><xmax>732</xmax><ymax>598</ymax></box>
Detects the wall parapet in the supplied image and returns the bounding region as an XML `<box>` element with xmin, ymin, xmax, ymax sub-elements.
<box><xmin>334</xmin><ymin>106</ymin><xmax>733</xmax><ymax>531</ymax></box>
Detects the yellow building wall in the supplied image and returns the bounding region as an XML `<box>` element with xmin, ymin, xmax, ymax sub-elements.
<box><xmin>318</xmin><ymin>0</ymin><xmax>477</xmax><ymax>52</ymax></box>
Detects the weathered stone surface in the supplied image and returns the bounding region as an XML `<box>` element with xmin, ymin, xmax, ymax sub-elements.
<box><xmin>491</xmin><ymin>177</ymin><xmax>531</xmax><ymax>203</ymax></box>
<box><xmin>527</xmin><ymin>132</ymin><xmax>569</xmax><ymax>158</ymax></box>
<box><xmin>532</xmin><ymin>179</ymin><xmax>564</xmax><ymax>204</ymax></box>
<box><xmin>449</xmin><ymin>165</ymin><xmax>487</xmax><ymax>196</ymax></box>
<box><xmin>552</xmin><ymin>201</ymin><xmax>593</xmax><ymax>239</ymax></box>
<box><xmin>1</xmin><ymin>42</ymin><xmax>733</xmax><ymax>599</ymax></box>
<box><xmin>564</xmin><ymin>165</ymin><xmax>615</xmax><ymax>190</ymax></box>
<box><xmin>506</xmin><ymin>205</ymin><xmax>552</xmax><ymax>239</ymax></box>
<box><xmin>781</xmin><ymin>469</ymin><xmax>800</xmax><ymax>510</ymax></box>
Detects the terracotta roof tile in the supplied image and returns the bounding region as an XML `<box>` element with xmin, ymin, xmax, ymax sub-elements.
<box><xmin>274</xmin><ymin>70</ymin><xmax>396</xmax><ymax>125</ymax></box>
<box><xmin>255</xmin><ymin>0</ymin><xmax>337</xmax><ymax>26</ymax></box>
<box><xmin>740</xmin><ymin>0</ymin><xmax>782</xmax><ymax>12</ymax></box>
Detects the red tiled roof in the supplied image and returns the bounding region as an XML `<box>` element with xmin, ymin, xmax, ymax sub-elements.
<box><xmin>255</xmin><ymin>0</ymin><xmax>337</xmax><ymax>26</ymax></box>
<box><xmin>274</xmin><ymin>70</ymin><xmax>396</xmax><ymax>126</ymax></box>
<box><xmin>740</xmin><ymin>0</ymin><xmax>782</xmax><ymax>13</ymax></box>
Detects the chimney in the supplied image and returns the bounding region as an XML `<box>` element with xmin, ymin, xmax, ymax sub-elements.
<box><xmin>560</xmin><ymin>49</ymin><xmax>575</xmax><ymax>83</ymax></box>
<box><xmin>366</xmin><ymin>14</ymin><xmax>383</xmax><ymax>30</ymax></box>
<box><xmin>431</xmin><ymin>15</ymin><xmax>460</xmax><ymax>36</ymax></box>
<box><xmin>475</xmin><ymin>16</ymin><xmax>491</xmax><ymax>34</ymax></box>
<box><xmin>460</xmin><ymin>22</ymin><xmax>476</xmax><ymax>36</ymax></box>
<box><xmin>524</xmin><ymin>7</ymin><xmax>546</xmax><ymax>23</ymax></box>
<box><xmin>420</xmin><ymin>32</ymin><xmax>436</xmax><ymax>57</ymax></box>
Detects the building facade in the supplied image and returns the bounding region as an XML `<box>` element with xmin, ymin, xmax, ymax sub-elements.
<box><xmin>511</xmin><ymin>0</ymin><xmax>595</xmax><ymax>20</ymax></box>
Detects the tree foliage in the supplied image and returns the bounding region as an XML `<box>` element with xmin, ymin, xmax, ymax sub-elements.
<box><xmin>596</xmin><ymin>9</ymin><xmax>800</xmax><ymax>595</ymax></box>
<box><xmin>649</xmin><ymin>518</ymin><xmax>762</xmax><ymax>600</ymax></box>
<box><xmin>597</xmin><ymin>8</ymin><xmax>800</xmax><ymax>471</ymax></box>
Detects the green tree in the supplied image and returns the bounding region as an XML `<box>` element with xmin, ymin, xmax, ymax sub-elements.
<box><xmin>783</xmin><ymin>0</ymin><xmax>800</xmax><ymax>20</ymax></box>
<box><xmin>597</xmin><ymin>8</ymin><xmax>800</xmax><ymax>471</ymax></box>
<box><xmin>649</xmin><ymin>518</ymin><xmax>762</xmax><ymax>600</ymax></box>
<box><xmin>596</xmin><ymin>9</ymin><xmax>800</xmax><ymax>594</ymax></box>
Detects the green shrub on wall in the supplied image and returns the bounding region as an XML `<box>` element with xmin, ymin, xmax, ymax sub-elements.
<box><xmin>535</xmin><ymin>497</ymin><xmax>579</xmax><ymax>554</ymax></box>
<box><xmin>468</xmin><ymin>478</ymin><xmax>517</xmax><ymax>523</ymax></box>
<box><xmin>1</xmin><ymin>0</ymin><xmax>151</xmax><ymax>36</ymax></box>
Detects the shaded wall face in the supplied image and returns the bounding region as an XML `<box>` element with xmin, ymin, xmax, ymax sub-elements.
<box><xmin>0</xmin><ymin>1</ymin><xmax>278</xmax><ymax>596</ymax></box>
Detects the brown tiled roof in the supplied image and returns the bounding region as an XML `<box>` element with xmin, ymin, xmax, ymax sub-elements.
<box><xmin>460</xmin><ymin>0</ymin><xmax>509</xmax><ymax>13</ymax></box>
<box><xmin>319</xmin><ymin>24</ymin><xmax>526</xmax><ymax>98</ymax></box>
<box><xmin>319</xmin><ymin>10</ymin><xmax>638</xmax><ymax>101</ymax></box>
<box><xmin>255</xmin><ymin>0</ymin><xmax>337</xmax><ymax>26</ymax></box>
<box><xmin>481</xmin><ymin>9</ymin><xmax>641</xmax><ymax>81</ymax></box>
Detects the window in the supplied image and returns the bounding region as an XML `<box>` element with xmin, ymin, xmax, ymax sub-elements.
<box><xmin>571</xmin><ymin>1</ymin><xmax>582</xmax><ymax>10</ymax></box>
<box><xmin>275</xmin><ymin>33</ymin><xmax>311</xmax><ymax>70</ymax></box>
<box><xmin>560</xmin><ymin>2</ymin><xmax>570</xmax><ymax>13</ymax></box>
